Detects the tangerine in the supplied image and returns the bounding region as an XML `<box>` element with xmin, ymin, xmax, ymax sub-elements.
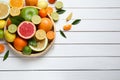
<box><xmin>10</xmin><ymin>0</ymin><xmax>24</xmax><ymax>9</ymax></box>
<box><xmin>46</xmin><ymin>7</ymin><xmax>53</xmax><ymax>14</ymax></box>
<box><xmin>0</xmin><ymin>44</ymin><xmax>5</xmax><ymax>53</ymax></box>
<box><xmin>39</xmin><ymin>8</ymin><xmax>47</xmax><ymax>18</ymax></box>
<box><xmin>13</xmin><ymin>37</ymin><xmax>27</xmax><ymax>51</ymax></box>
<box><xmin>38</xmin><ymin>18</ymin><xmax>53</xmax><ymax>32</ymax></box>
<box><xmin>25</xmin><ymin>0</ymin><xmax>38</xmax><ymax>6</ymax></box>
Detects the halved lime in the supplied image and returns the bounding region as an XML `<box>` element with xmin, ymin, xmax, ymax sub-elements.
<box><xmin>31</xmin><ymin>15</ymin><xmax>41</xmax><ymax>24</ymax></box>
<box><xmin>51</xmin><ymin>12</ymin><xmax>59</xmax><ymax>21</ymax></box>
<box><xmin>8</xmin><ymin>24</ymin><xmax>17</xmax><ymax>33</ymax></box>
<box><xmin>55</xmin><ymin>1</ymin><xmax>63</xmax><ymax>10</ymax></box>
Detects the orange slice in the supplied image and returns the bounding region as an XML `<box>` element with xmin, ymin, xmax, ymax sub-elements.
<box><xmin>10</xmin><ymin>0</ymin><xmax>24</xmax><ymax>9</ymax></box>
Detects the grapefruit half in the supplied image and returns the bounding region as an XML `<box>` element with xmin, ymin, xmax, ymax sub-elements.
<box><xmin>17</xmin><ymin>21</ymin><xmax>36</xmax><ymax>39</ymax></box>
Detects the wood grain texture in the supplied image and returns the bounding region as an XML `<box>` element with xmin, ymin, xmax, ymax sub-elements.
<box><xmin>0</xmin><ymin>0</ymin><xmax>120</xmax><ymax>80</ymax></box>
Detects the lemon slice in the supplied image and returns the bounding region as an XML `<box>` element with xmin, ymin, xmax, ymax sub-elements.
<box><xmin>0</xmin><ymin>2</ymin><xmax>10</xmax><ymax>19</ymax></box>
<box><xmin>10</xmin><ymin>7</ymin><xmax>20</xmax><ymax>16</ymax></box>
<box><xmin>29</xmin><ymin>37</ymin><xmax>48</xmax><ymax>52</ymax></box>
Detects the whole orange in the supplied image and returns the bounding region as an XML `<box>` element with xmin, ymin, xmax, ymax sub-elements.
<box><xmin>13</xmin><ymin>37</ymin><xmax>27</xmax><ymax>51</ymax></box>
<box><xmin>38</xmin><ymin>18</ymin><xmax>53</xmax><ymax>32</ymax></box>
<box><xmin>39</xmin><ymin>8</ymin><xmax>47</xmax><ymax>18</ymax></box>
<box><xmin>25</xmin><ymin>0</ymin><xmax>38</xmax><ymax>6</ymax></box>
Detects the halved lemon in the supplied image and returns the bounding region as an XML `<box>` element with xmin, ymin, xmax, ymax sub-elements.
<box><xmin>29</xmin><ymin>37</ymin><xmax>48</xmax><ymax>52</ymax></box>
<box><xmin>0</xmin><ymin>2</ymin><xmax>10</xmax><ymax>19</ymax></box>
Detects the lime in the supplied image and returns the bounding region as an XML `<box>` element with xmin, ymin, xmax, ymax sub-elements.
<box><xmin>51</xmin><ymin>12</ymin><xmax>59</xmax><ymax>21</ymax></box>
<box><xmin>22</xmin><ymin>46</ymin><xmax>32</xmax><ymax>55</ymax></box>
<box><xmin>35</xmin><ymin>29</ymin><xmax>46</xmax><ymax>40</ymax></box>
<box><xmin>4</xmin><ymin>30</ymin><xmax>16</xmax><ymax>42</ymax></box>
<box><xmin>8</xmin><ymin>24</ymin><xmax>17</xmax><ymax>33</ymax></box>
<box><xmin>29</xmin><ymin>37</ymin><xmax>48</xmax><ymax>52</ymax></box>
<box><xmin>0</xmin><ymin>20</ymin><xmax>6</xmax><ymax>29</ymax></box>
<box><xmin>55</xmin><ymin>1</ymin><xmax>63</xmax><ymax>10</ymax></box>
<box><xmin>31</xmin><ymin>15</ymin><xmax>41</xmax><ymax>24</ymax></box>
<box><xmin>0</xmin><ymin>29</ymin><xmax>4</xmax><ymax>39</ymax></box>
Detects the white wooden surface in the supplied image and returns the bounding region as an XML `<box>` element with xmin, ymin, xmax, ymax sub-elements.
<box><xmin>0</xmin><ymin>0</ymin><xmax>120</xmax><ymax>80</ymax></box>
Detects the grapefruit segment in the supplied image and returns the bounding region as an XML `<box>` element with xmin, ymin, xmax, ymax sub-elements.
<box><xmin>17</xmin><ymin>21</ymin><xmax>36</xmax><ymax>39</ymax></box>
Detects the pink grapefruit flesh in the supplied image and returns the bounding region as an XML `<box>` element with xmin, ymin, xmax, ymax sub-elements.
<box><xmin>17</xmin><ymin>21</ymin><xmax>36</xmax><ymax>39</ymax></box>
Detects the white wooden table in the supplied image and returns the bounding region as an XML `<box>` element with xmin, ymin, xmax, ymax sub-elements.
<box><xmin>1</xmin><ymin>0</ymin><xmax>120</xmax><ymax>80</ymax></box>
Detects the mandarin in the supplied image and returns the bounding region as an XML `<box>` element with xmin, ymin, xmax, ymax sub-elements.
<box><xmin>0</xmin><ymin>44</ymin><xmax>5</xmax><ymax>53</ymax></box>
<box><xmin>38</xmin><ymin>18</ymin><xmax>53</xmax><ymax>32</ymax></box>
<box><xmin>39</xmin><ymin>8</ymin><xmax>47</xmax><ymax>18</ymax></box>
<box><xmin>13</xmin><ymin>37</ymin><xmax>27</xmax><ymax>51</ymax></box>
<box><xmin>25</xmin><ymin>0</ymin><xmax>38</xmax><ymax>6</ymax></box>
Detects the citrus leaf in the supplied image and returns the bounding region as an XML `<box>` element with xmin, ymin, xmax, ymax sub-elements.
<box><xmin>28</xmin><ymin>38</ymin><xmax>37</xmax><ymax>47</ymax></box>
<box><xmin>3</xmin><ymin>50</ymin><xmax>9</xmax><ymax>61</ymax></box>
<box><xmin>72</xmin><ymin>19</ymin><xmax>81</xmax><ymax>25</ymax></box>
<box><xmin>59</xmin><ymin>30</ymin><xmax>67</xmax><ymax>38</ymax></box>
<box><xmin>56</xmin><ymin>10</ymin><xmax>66</xmax><ymax>14</ymax></box>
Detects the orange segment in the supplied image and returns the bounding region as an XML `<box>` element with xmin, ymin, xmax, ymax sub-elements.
<box><xmin>10</xmin><ymin>0</ymin><xmax>24</xmax><ymax>9</ymax></box>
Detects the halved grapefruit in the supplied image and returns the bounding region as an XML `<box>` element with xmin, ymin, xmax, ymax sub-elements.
<box><xmin>0</xmin><ymin>2</ymin><xmax>10</xmax><ymax>19</ymax></box>
<box><xmin>17</xmin><ymin>21</ymin><xmax>36</xmax><ymax>39</ymax></box>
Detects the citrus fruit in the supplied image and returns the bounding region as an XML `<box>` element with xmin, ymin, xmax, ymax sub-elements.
<box><xmin>20</xmin><ymin>7</ymin><xmax>39</xmax><ymax>21</ymax></box>
<box><xmin>38</xmin><ymin>18</ymin><xmax>53</xmax><ymax>32</ymax></box>
<box><xmin>4</xmin><ymin>30</ymin><xmax>16</xmax><ymax>42</ymax></box>
<box><xmin>0</xmin><ymin>29</ymin><xmax>4</xmax><ymax>39</ymax></box>
<box><xmin>63</xmin><ymin>24</ymin><xmax>72</xmax><ymax>31</ymax></box>
<box><xmin>55</xmin><ymin>1</ymin><xmax>63</xmax><ymax>10</ymax></box>
<box><xmin>31</xmin><ymin>15</ymin><xmax>41</xmax><ymax>24</ymax></box>
<box><xmin>39</xmin><ymin>8</ymin><xmax>47</xmax><ymax>18</ymax></box>
<box><xmin>46</xmin><ymin>31</ymin><xmax>55</xmax><ymax>40</ymax></box>
<box><xmin>10</xmin><ymin>7</ymin><xmax>20</xmax><ymax>16</ymax></box>
<box><xmin>29</xmin><ymin>37</ymin><xmax>48</xmax><ymax>52</ymax></box>
<box><xmin>25</xmin><ymin>0</ymin><xmax>38</xmax><ymax>6</ymax></box>
<box><xmin>0</xmin><ymin>44</ymin><xmax>5</xmax><ymax>53</ymax></box>
<box><xmin>22</xmin><ymin>46</ymin><xmax>32</xmax><ymax>55</ymax></box>
<box><xmin>8</xmin><ymin>24</ymin><xmax>17</xmax><ymax>33</ymax></box>
<box><xmin>10</xmin><ymin>0</ymin><xmax>24</xmax><ymax>9</ymax></box>
<box><xmin>13</xmin><ymin>37</ymin><xmax>27</xmax><ymax>51</ymax></box>
<box><xmin>0</xmin><ymin>2</ymin><xmax>10</xmax><ymax>19</ymax></box>
<box><xmin>17</xmin><ymin>21</ymin><xmax>36</xmax><ymax>39</ymax></box>
<box><xmin>6</xmin><ymin>18</ymin><xmax>12</xmax><ymax>27</ymax></box>
<box><xmin>48</xmin><ymin>0</ymin><xmax>56</xmax><ymax>4</ymax></box>
<box><xmin>51</xmin><ymin>12</ymin><xmax>59</xmax><ymax>21</ymax></box>
<box><xmin>46</xmin><ymin>7</ymin><xmax>53</xmax><ymax>14</ymax></box>
<box><xmin>37</xmin><ymin>0</ymin><xmax>48</xmax><ymax>9</ymax></box>
<box><xmin>0</xmin><ymin>20</ymin><xmax>6</xmax><ymax>29</ymax></box>
<box><xmin>35</xmin><ymin>29</ymin><xmax>46</xmax><ymax>40</ymax></box>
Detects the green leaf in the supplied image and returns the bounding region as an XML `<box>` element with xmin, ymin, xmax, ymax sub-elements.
<box><xmin>72</xmin><ymin>19</ymin><xmax>81</xmax><ymax>25</ymax></box>
<box><xmin>59</xmin><ymin>30</ymin><xmax>67</xmax><ymax>38</ymax></box>
<box><xmin>10</xmin><ymin>16</ymin><xmax>25</xmax><ymax>26</ymax></box>
<box><xmin>3</xmin><ymin>50</ymin><xmax>9</xmax><ymax>61</ymax></box>
<box><xmin>28</xmin><ymin>38</ymin><xmax>37</xmax><ymax>47</ymax></box>
<box><xmin>56</xmin><ymin>10</ymin><xmax>66</xmax><ymax>14</ymax></box>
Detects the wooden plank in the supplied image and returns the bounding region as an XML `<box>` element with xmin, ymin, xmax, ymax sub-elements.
<box><xmin>58</xmin><ymin>9</ymin><xmax>120</xmax><ymax>19</ymax></box>
<box><xmin>55</xmin><ymin>32</ymin><xmax>120</xmax><ymax>43</ymax></box>
<box><xmin>0</xmin><ymin>71</ymin><xmax>120</xmax><ymax>80</ymax></box>
<box><xmin>1</xmin><ymin>45</ymin><xmax>120</xmax><ymax>57</ymax></box>
<box><xmin>61</xmin><ymin>0</ymin><xmax>120</xmax><ymax>7</ymax></box>
<box><xmin>56</xmin><ymin>20</ymin><xmax>120</xmax><ymax>31</ymax></box>
<box><xmin>1</xmin><ymin>58</ymin><xmax>120</xmax><ymax>70</ymax></box>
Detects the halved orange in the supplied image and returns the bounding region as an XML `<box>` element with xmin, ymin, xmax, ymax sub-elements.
<box><xmin>10</xmin><ymin>0</ymin><xmax>24</xmax><ymax>9</ymax></box>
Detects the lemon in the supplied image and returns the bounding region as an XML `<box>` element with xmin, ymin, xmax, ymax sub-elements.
<box><xmin>0</xmin><ymin>20</ymin><xmax>6</xmax><ymax>29</ymax></box>
<box><xmin>4</xmin><ymin>30</ymin><xmax>16</xmax><ymax>42</ymax></box>
<box><xmin>0</xmin><ymin>2</ymin><xmax>10</xmax><ymax>19</ymax></box>
<box><xmin>29</xmin><ymin>37</ymin><xmax>48</xmax><ymax>52</ymax></box>
<box><xmin>37</xmin><ymin>0</ymin><xmax>48</xmax><ymax>9</ymax></box>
